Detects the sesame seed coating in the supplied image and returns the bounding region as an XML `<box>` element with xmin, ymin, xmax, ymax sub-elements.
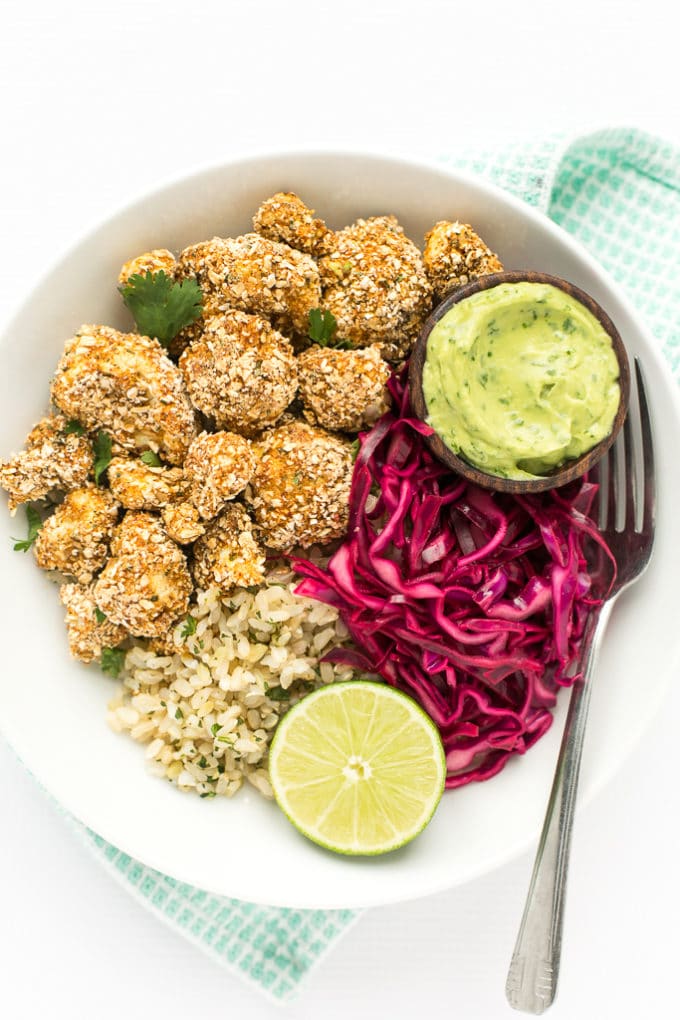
<box><xmin>297</xmin><ymin>345</ymin><xmax>391</xmax><ymax>432</ymax></box>
<box><xmin>247</xmin><ymin>421</ymin><xmax>352</xmax><ymax>550</ymax></box>
<box><xmin>93</xmin><ymin>511</ymin><xmax>192</xmax><ymax>637</ymax></box>
<box><xmin>253</xmin><ymin>192</ymin><xmax>332</xmax><ymax>256</ymax></box>
<box><xmin>178</xmin><ymin>310</ymin><xmax>298</xmax><ymax>436</ymax></box>
<box><xmin>319</xmin><ymin>215</ymin><xmax>432</xmax><ymax>354</ymax></box>
<box><xmin>423</xmin><ymin>220</ymin><xmax>503</xmax><ymax>300</ymax></box>
<box><xmin>161</xmin><ymin>501</ymin><xmax>206</xmax><ymax>545</ymax></box>
<box><xmin>118</xmin><ymin>249</ymin><xmax>177</xmax><ymax>287</ymax></box>
<box><xmin>59</xmin><ymin>582</ymin><xmax>128</xmax><ymax>663</ymax></box>
<box><xmin>191</xmin><ymin>504</ymin><xmax>266</xmax><ymax>591</ymax></box>
<box><xmin>0</xmin><ymin>413</ymin><xmax>93</xmax><ymax>514</ymax></box>
<box><xmin>33</xmin><ymin>486</ymin><xmax>120</xmax><ymax>584</ymax></box>
<box><xmin>176</xmin><ymin>233</ymin><xmax>321</xmax><ymax>335</ymax></box>
<box><xmin>107</xmin><ymin>456</ymin><xmax>189</xmax><ymax>511</ymax></box>
<box><xmin>51</xmin><ymin>325</ymin><xmax>198</xmax><ymax>466</ymax></box>
<box><xmin>184</xmin><ymin>431</ymin><xmax>256</xmax><ymax>520</ymax></box>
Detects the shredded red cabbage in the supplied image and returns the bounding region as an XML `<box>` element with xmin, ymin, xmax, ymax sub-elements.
<box><xmin>292</xmin><ymin>367</ymin><xmax>616</xmax><ymax>788</ymax></box>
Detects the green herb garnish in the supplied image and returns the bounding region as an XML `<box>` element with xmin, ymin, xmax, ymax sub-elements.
<box><xmin>12</xmin><ymin>505</ymin><xmax>43</xmax><ymax>552</ymax></box>
<box><xmin>180</xmin><ymin>615</ymin><xmax>197</xmax><ymax>639</ymax></box>
<box><xmin>308</xmin><ymin>307</ymin><xmax>338</xmax><ymax>346</ymax></box>
<box><xmin>63</xmin><ymin>420</ymin><xmax>86</xmax><ymax>437</ymax></box>
<box><xmin>350</xmin><ymin>438</ymin><xmax>360</xmax><ymax>462</ymax></box>
<box><xmin>93</xmin><ymin>431</ymin><xmax>113</xmax><ymax>485</ymax></box>
<box><xmin>140</xmin><ymin>450</ymin><xmax>162</xmax><ymax>467</ymax></box>
<box><xmin>101</xmin><ymin>647</ymin><xmax>125</xmax><ymax>678</ymax></box>
<box><xmin>267</xmin><ymin>686</ymin><xmax>291</xmax><ymax>702</ymax></box>
<box><xmin>94</xmin><ymin>607</ymin><xmax>107</xmax><ymax>625</ymax></box>
<box><xmin>119</xmin><ymin>270</ymin><xmax>203</xmax><ymax>347</ymax></box>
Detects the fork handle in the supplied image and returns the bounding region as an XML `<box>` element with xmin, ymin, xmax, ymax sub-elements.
<box><xmin>505</xmin><ymin>600</ymin><xmax>614</xmax><ymax>1014</ymax></box>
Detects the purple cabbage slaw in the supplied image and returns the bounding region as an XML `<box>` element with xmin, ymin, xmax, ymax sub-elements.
<box><xmin>292</xmin><ymin>368</ymin><xmax>616</xmax><ymax>788</ymax></box>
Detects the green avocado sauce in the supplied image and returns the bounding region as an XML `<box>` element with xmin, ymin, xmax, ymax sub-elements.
<box><xmin>422</xmin><ymin>282</ymin><xmax>621</xmax><ymax>480</ymax></box>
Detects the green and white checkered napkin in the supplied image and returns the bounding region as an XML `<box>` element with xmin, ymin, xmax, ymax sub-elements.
<box><xmin>73</xmin><ymin>128</ymin><xmax>679</xmax><ymax>1002</ymax></box>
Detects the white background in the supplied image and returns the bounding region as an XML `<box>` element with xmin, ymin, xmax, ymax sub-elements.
<box><xmin>1</xmin><ymin>1</ymin><xmax>678</xmax><ymax>1017</ymax></box>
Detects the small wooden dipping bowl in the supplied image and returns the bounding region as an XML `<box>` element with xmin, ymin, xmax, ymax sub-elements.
<box><xmin>408</xmin><ymin>271</ymin><xmax>631</xmax><ymax>494</ymax></box>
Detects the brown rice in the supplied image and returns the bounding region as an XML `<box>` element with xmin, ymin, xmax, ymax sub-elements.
<box><xmin>107</xmin><ymin>563</ymin><xmax>353</xmax><ymax>799</ymax></box>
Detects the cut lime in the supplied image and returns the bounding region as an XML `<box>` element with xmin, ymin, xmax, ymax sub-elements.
<box><xmin>269</xmin><ymin>680</ymin><xmax>446</xmax><ymax>856</ymax></box>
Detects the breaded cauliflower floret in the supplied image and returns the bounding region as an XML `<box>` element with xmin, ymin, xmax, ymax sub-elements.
<box><xmin>33</xmin><ymin>487</ymin><xmax>119</xmax><ymax>584</ymax></box>
<box><xmin>0</xmin><ymin>413</ymin><xmax>93</xmax><ymax>513</ymax></box>
<box><xmin>161</xmin><ymin>501</ymin><xmax>206</xmax><ymax>545</ymax></box>
<box><xmin>191</xmin><ymin>504</ymin><xmax>266</xmax><ymax>592</ymax></box>
<box><xmin>176</xmin><ymin>233</ymin><xmax>321</xmax><ymax>335</ymax></box>
<box><xmin>107</xmin><ymin>457</ymin><xmax>189</xmax><ymax>511</ymax></box>
<box><xmin>118</xmin><ymin>249</ymin><xmax>177</xmax><ymax>287</ymax></box>
<box><xmin>93</xmin><ymin>512</ymin><xmax>192</xmax><ymax>637</ymax></box>
<box><xmin>253</xmin><ymin>192</ymin><xmax>331</xmax><ymax>256</ymax></box>
<box><xmin>60</xmin><ymin>582</ymin><xmax>128</xmax><ymax>663</ymax></box>
<box><xmin>179</xmin><ymin>311</ymin><xmax>298</xmax><ymax>436</ymax></box>
<box><xmin>318</xmin><ymin>216</ymin><xmax>432</xmax><ymax>357</ymax></box>
<box><xmin>423</xmin><ymin>221</ymin><xmax>503</xmax><ymax>300</ymax></box>
<box><xmin>297</xmin><ymin>346</ymin><xmax>391</xmax><ymax>432</ymax></box>
<box><xmin>51</xmin><ymin>325</ymin><xmax>198</xmax><ymax>466</ymax></box>
<box><xmin>184</xmin><ymin>431</ymin><xmax>256</xmax><ymax>520</ymax></box>
<box><xmin>247</xmin><ymin>421</ymin><xmax>352</xmax><ymax>550</ymax></box>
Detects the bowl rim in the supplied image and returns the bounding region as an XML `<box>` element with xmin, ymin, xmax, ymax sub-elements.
<box><xmin>409</xmin><ymin>270</ymin><xmax>631</xmax><ymax>494</ymax></box>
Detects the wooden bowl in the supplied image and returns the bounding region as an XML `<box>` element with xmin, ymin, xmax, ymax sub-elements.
<box><xmin>408</xmin><ymin>271</ymin><xmax>631</xmax><ymax>494</ymax></box>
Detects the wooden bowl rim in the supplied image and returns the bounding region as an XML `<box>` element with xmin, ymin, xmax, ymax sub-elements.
<box><xmin>408</xmin><ymin>270</ymin><xmax>631</xmax><ymax>494</ymax></box>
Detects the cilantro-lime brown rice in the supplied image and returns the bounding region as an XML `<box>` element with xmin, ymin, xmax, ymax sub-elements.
<box><xmin>107</xmin><ymin>564</ymin><xmax>353</xmax><ymax>799</ymax></box>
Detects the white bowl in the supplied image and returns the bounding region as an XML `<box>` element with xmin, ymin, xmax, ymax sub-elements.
<box><xmin>1</xmin><ymin>152</ymin><xmax>678</xmax><ymax>909</ymax></box>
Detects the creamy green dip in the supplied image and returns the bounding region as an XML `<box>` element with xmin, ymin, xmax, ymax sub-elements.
<box><xmin>422</xmin><ymin>282</ymin><xmax>620</xmax><ymax>480</ymax></box>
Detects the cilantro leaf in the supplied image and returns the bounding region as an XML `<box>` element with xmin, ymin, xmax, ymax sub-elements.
<box><xmin>180</xmin><ymin>614</ymin><xmax>197</xmax><ymax>639</ymax></box>
<box><xmin>12</xmin><ymin>505</ymin><xmax>43</xmax><ymax>552</ymax></box>
<box><xmin>350</xmin><ymin>438</ymin><xmax>360</xmax><ymax>462</ymax></box>
<box><xmin>94</xmin><ymin>607</ymin><xmax>107</xmax><ymax>625</ymax></box>
<box><xmin>101</xmin><ymin>647</ymin><xmax>125</xmax><ymax>678</ymax></box>
<box><xmin>119</xmin><ymin>271</ymin><xmax>203</xmax><ymax>347</ymax></box>
<box><xmin>308</xmin><ymin>308</ymin><xmax>338</xmax><ymax>346</ymax></box>
<box><xmin>93</xmin><ymin>431</ymin><xmax>113</xmax><ymax>485</ymax></box>
<box><xmin>140</xmin><ymin>450</ymin><xmax>162</xmax><ymax>467</ymax></box>
<box><xmin>63</xmin><ymin>419</ymin><xmax>86</xmax><ymax>437</ymax></box>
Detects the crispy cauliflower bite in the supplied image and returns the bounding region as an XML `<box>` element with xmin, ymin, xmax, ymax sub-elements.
<box><xmin>33</xmin><ymin>487</ymin><xmax>119</xmax><ymax>584</ymax></box>
<box><xmin>60</xmin><ymin>582</ymin><xmax>128</xmax><ymax>663</ymax></box>
<box><xmin>175</xmin><ymin>233</ymin><xmax>321</xmax><ymax>335</ymax></box>
<box><xmin>107</xmin><ymin>457</ymin><xmax>189</xmax><ymax>511</ymax></box>
<box><xmin>0</xmin><ymin>413</ymin><xmax>93</xmax><ymax>513</ymax></box>
<box><xmin>179</xmin><ymin>311</ymin><xmax>298</xmax><ymax>436</ymax></box>
<box><xmin>297</xmin><ymin>346</ymin><xmax>391</xmax><ymax>432</ymax></box>
<box><xmin>247</xmin><ymin>421</ymin><xmax>352</xmax><ymax>550</ymax></box>
<box><xmin>423</xmin><ymin>221</ymin><xmax>503</xmax><ymax>300</ymax></box>
<box><xmin>161</xmin><ymin>501</ymin><xmax>205</xmax><ymax>544</ymax></box>
<box><xmin>93</xmin><ymin>512</ymin><xmax>192</xmax><ymax>637</ymax></box>
<box><xmin>252</xmin><ymin>192</ymin><xmax>331</xmax><ymax>256</ymax></box>
<box><xmin>191</xmin><ymin>504</ymin><xmax>266</xmax><ymax>591</ymax></box>
<box><xmin>184</xmin><ymin>431</ymin><xmax>256</xmax><ymax>520</ymax></box>
<box><xmin>50</xmin><ymin>325</ymin><xmax>198</xmax><ymax>465</ymax></box>
<box><xmin>118</xmin><ymin>249</ymin><xmax>177</xmax><ymax>287</ymax></box>
<box><xmin>318</xmin><ymin>216</ymin><xmax>432</xmax><ymax>355</ymax></box>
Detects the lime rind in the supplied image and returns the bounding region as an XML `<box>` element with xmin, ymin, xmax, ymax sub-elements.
<box><xmin>269</xmin><ymin>680</ymin><xmax>446</xmax><ymax>856</ymax></box>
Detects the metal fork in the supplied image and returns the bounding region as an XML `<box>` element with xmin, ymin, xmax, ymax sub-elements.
<box><xmin>505</xmin><ymin>357</ymin><xmax>656</xmax><ymax>1014</ymax></box>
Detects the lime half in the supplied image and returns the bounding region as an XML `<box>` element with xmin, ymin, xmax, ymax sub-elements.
<box><xmin>269</xmin><ymin>681</ymin><xmax>446</xmax><ymax>856</ymax></box>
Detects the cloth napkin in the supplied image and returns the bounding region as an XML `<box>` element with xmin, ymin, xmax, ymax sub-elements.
<box><xmin>53</xmin><ymin>128</ymin><xmax>680</xmax><ymax>1002</ymax></box>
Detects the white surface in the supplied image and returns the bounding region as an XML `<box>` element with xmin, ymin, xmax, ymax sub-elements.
<box><xmin>1</xmin><ymin>0</ymin><xmax>678</xmax><ymax>1016</ymax></box>
<box><xmin>4</xmin><ymin>150</ymin><xmax>678</xmax><ymax>911</ymax></box>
